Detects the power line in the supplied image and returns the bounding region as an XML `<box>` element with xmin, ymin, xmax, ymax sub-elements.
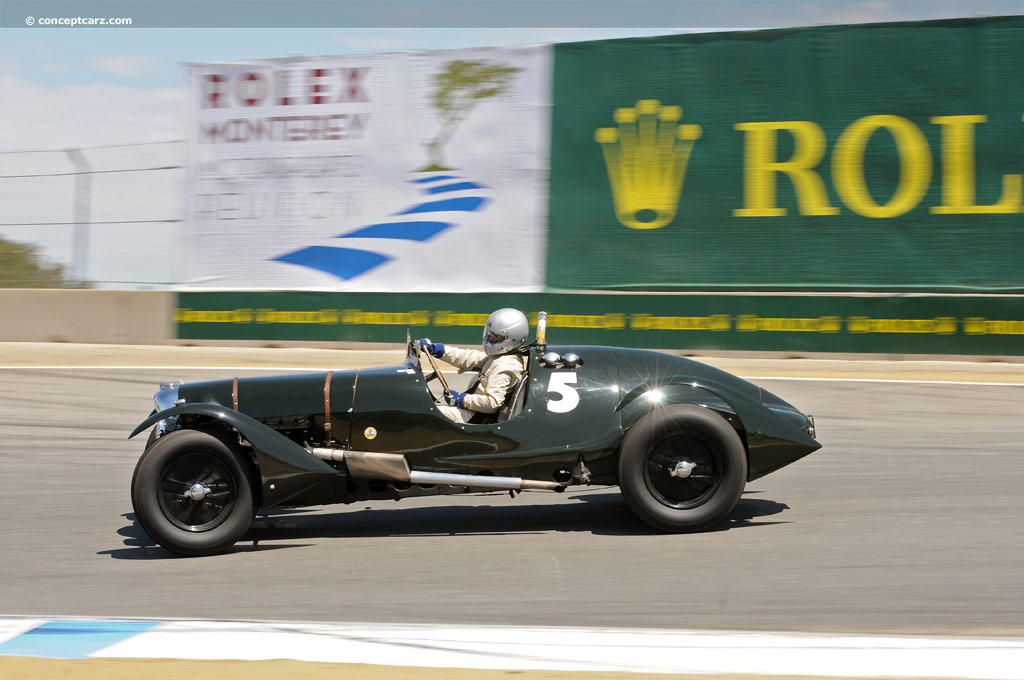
<box><xmin>0</xmin><ymin>140</ymin><xmax>186</xmax><ymax>156</ymax></box>
<box><xmin>0</xmin><ymin>219</ymin><xmax>182</xmax><ymax>227</ymax></box>
<box><xmin>0</xmin><ymin>165</ymin><xmax>184</xmax><ymax>179</ymax></box>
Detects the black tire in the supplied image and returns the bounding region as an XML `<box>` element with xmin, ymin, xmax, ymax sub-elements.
<box><xmin>619</xmin><ymin>405</ymin><xmax>747</xmax><ymax>533</ymax></box>
<box><xmin>129</xmin><ymin>427</ymin><xmax>160</xmax><ymax>511</ymax></box>
<box><xmin>131</xmin><ymin>429</ymin><xmax>256</xmax><ymax>556</ymax></box>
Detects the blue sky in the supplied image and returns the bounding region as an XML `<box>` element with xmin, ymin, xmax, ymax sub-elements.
<box><xmin>2</xmin><ymin>28</ymin><xmax>689</xmax><ymax>91</ymax></box>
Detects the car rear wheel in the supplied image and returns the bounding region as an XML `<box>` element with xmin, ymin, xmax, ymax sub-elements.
<box><xmin>131</xmin><ymin>429</ymin><xmax>256</xmax><ymax>556</ymax></box>
<box><xmin>619</xmin><ymin>405</ymin><xmax>747</xmax><ymax>533</ymax></box>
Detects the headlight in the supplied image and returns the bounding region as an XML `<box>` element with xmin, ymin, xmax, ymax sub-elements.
<box><xmin>152</xmin><ymin>381</ymin><xmax>184</xmax><ymax>441</ymax></box>
<box><xmin>766</xmin><ymin>405</ymin><xmax>816</xmax><ymax>439</ymax></box>
<box><xmin>154</xmin><ymin>380</ymin><xmax>184</xmax><ymax>412</ymax></box>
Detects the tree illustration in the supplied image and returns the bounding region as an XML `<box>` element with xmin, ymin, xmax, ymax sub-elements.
<box><xmin>420</xmin><ymin>60</ymin><xmax>520</xmax><ymax>172</ymax></box>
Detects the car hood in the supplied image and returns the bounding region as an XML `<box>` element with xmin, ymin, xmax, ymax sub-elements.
<box><xmin>176</xmin><ymin>370</ymin><xmax>357</xmax><ymax>421</ymax></box>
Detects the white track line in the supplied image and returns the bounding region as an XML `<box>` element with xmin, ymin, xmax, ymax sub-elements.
<box><xmin>0</xmin><ymin>618</ymin><xmax>47</xmax><ymax>646</ymax></box>
<box><xmin>743</xmin><ymin>376</ymin><xmax>1024</xmax><ymax>387</ymax></box>
<box><xmin>60</xmin><ymin>619</ymin><xmax>1024</xmax><ymax>679</ymax></box>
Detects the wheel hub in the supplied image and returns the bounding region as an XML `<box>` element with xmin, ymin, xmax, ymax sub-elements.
<box><xmin>643</xmin><ymin>429</ymin><xmax>723</xmax><ymax>510</ymax></box>
<box><xmin>670</xmin><ymin>460</ymin><xmax>696</xmax><ymax>478</ymax></box>
<box><xmin>185</xmin><ymin>482</ymin><xmax>211</xmax><ymax>501</ymax></box>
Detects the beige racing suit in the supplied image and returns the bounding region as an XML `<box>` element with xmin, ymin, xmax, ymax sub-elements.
<box><xmin>435</xmin><ymin>345</ymin><xmax>527</xmax><ymax>423</ymax></box>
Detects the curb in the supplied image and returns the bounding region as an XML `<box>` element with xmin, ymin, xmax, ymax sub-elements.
<box><xmin>2</xmin><ymin>618</ymin><xmax>1023</xmax><ymax>678</ymax></box>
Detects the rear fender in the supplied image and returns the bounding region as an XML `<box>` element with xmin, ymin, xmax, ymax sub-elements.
<box><xmin>130</xmin><ymin>404</ymin><xmax>341</xmax><ymax>507</ymax></box>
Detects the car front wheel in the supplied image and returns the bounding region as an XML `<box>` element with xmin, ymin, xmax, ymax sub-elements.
<box><xmin>131</xmin><ymin>429</ymin><xmax>256</xmax><ymax>556</ymax></box>
<box><xmin>619</xmin><ymin>405</ymin><xmax>747</xmax><ymax>533</ymax></box>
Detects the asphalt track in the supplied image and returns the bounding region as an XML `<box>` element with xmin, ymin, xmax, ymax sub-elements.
<box><xmin>1</xmin><ymin>344</ymin><xmax>1023</xmax><ymax>637</ymax></box>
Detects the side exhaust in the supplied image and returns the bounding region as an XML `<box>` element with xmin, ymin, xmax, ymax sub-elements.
<box><xmin>309</xmin><ymin>448</ymin><xmax>564</xmax><ymax>492</ymax></box>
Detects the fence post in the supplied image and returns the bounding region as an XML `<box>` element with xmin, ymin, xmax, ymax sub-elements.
<box><xmin>64</xmin><ymin>147</ymin><xmax>91</xmax><ymax>285</ymax></box>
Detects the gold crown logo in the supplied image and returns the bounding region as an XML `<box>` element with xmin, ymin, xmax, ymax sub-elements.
<box><xmin>595</xmin><ymin>99</ymin><xmax>702</xmax><ymax>230</ymax></box>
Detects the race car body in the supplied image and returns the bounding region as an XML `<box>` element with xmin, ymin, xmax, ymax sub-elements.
<box><xmin>129</xmin><ymin>333</ymin><xmax>820</xmax><ymax>556</ymax></box>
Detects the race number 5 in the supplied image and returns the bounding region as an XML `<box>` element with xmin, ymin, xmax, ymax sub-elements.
<box><xmin>546</xmin><ymin>372</ymin><xmax>580</xmax><ymax>413</ymax></box>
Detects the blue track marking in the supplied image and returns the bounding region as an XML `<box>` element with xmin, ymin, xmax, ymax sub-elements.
<box><xmin>398</xmin><ymin>197</ymin><xmax>487</xmax><ymax>214</ymax></box>
<box><xmin>0</xmin><ymin>621</ymin><xmax>159</xmax><ymax>659</ymax></box>
<box><xmin>338</xmin><ymin>221</ymin><xmax>451</xmax><ymax>242</ymax></box>
<box><xmin>426</xmin><ymin>181</ymin><xmax>483</xmax><ymax>194</ymax></box>
<box><xmin>274</xmin><ymin>246</ymin><xmax>391</xmax><ymax>280</ymax></box>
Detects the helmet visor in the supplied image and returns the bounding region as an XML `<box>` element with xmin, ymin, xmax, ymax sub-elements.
<box><xmin>485</xmin><ymin>331</ymin><xmax>507</xmax><ymax>345</ymax></box>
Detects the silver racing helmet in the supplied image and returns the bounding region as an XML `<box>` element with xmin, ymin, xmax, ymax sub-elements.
<box><xmin>482</xmin><ymin>308</ymin><xmax>529</xmax><ymax>356</ymax></box>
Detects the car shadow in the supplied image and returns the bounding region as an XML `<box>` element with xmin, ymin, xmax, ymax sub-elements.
<box><xmin>99</xmin><ymin>513</ymin><xmax>314</xmax><ymax>560</ymax></box>
<box><xmin>103</xmin><ymin>491</ymin><xmax>789</xmax><ymax>559</ymax></box>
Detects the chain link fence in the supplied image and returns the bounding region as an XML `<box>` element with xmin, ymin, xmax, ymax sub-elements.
<box><xmin>0</xmin><ymin>140</ymin><xmax>185</xmax><ymax>289</ymax></box>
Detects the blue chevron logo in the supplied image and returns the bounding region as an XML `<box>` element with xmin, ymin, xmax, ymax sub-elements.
<box><xmin>272</xmin><ymin>174</ymin><xmax>490</xmax><ymax>281</ymax></box>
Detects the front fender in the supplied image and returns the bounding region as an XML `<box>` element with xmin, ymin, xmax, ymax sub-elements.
<box><xmin>130</xmin><ymin>403</ymin><xmax>342</xmax><ymax>507</ymax></box>
<box><xmin>617</xmin><ymin>381</ymin><xmax>736</xmax><ymax>425</ymax></box>
<box><xmin>616</xmin><ymin>376</ymin><xmax>819</xmax><ymax>482</ymax></box>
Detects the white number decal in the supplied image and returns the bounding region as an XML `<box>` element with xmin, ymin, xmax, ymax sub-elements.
<box><xmin>546</xmin><ymin>372</ymin><xmax>580</xmax><ymax>413</ymax></box>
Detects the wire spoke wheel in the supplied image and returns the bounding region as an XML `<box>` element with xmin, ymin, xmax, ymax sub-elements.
<box><xmin>132</xmin><ymin>429</ymin><xmax>256</xmax><ymax>557</ymax></box>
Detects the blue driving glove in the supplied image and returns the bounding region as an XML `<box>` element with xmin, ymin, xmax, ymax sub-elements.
<box><xmin>443</xmin><ymin>390</ymin><xmax>466</xmax><ymax>408</ymax></box>
<box><xmin>417</xmin><ymin>338</ymin><xmax>445</xmax><ymax>358</ymax></box>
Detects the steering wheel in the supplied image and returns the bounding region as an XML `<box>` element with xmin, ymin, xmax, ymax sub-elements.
<box><xmin>418</xmin><ymin>343</ymin><xmax>452</xmax><ymax>402</ymax></box>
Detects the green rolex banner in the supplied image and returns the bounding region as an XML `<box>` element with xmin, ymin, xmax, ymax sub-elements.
<box><xmin>547</xmin><ymin>17</ymin><xmax>1024</xmax><ymax>293</ymax></box>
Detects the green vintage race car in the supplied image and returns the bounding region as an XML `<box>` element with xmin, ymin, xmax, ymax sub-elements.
<box><xmin>129</xmin><ymin>318</ymin><xmax>820</xmax><ymax>556</ymax></box>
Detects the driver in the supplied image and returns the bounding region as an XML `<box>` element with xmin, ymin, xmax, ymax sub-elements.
<box><xmin>419</xmin><ymin>308</ymin><xmax>529</xmax><ymax>423</ymax></box>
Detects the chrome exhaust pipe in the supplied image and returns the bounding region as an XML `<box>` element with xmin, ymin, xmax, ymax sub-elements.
<box><xmin>409</xmin><ymin>470</ymin><xmax>563</xmax><ymax>491</ymax></box>
<box><xmin>310</xmin><ymin>447</ymin><xmax>346</xmax><ymax>462</ymax></box>
<box><xmin>309</xmin><ymin>448</ymin><xmax>564</xmax><ymax>492</ymax></box>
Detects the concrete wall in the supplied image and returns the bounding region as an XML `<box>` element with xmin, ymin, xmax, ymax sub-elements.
<box><xmin>0</xmin><ymin>290</ymin><xmax>173</xmax><ymax>344</ymax></box>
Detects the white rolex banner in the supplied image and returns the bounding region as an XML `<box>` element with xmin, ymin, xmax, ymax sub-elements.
<box><xmin>184</xmin><ymin>46</ymin><xmax>551</xmax><ymax>291</ymax></box>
